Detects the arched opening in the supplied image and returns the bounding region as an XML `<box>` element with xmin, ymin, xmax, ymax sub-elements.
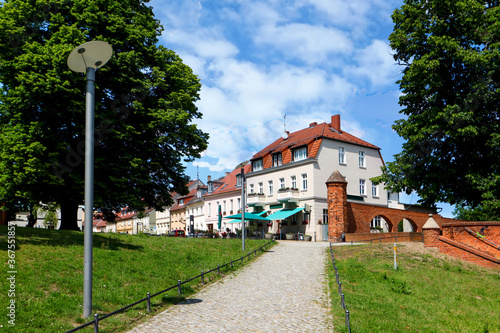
<box><xmin>370</xmin><ymin>215</ymin><xmax>393</xmax><ymax>233</ymax></box>
<box><xmin>397</xmin><ymin>218</ymin><xmax>417</xmax><ymax>232</ymax></box>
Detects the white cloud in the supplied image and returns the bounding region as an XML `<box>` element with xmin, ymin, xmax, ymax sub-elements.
<box><xmin>254</xmin><ymin>23</ymin><xmax>353</xmax><ymax>64</ymax></box>
<box><xmin>345</xmin><ymin>40</ymin><xmax>399</xmax><ymax>88</ymax></box>
<box><xmin>164</xmin><ymin>29</ymin><xmax>239</xmax><ymax>59</ymax></box>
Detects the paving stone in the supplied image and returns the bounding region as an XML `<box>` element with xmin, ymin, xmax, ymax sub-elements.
<box><xmin>128</xmin><ymin>241</ymin><xmax>333</xmax><ymax>333</ymax></box>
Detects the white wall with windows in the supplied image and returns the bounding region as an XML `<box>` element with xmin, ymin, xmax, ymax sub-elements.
<box><xmin>315</xmin><ymin>139</ymin><xmax>387</xmax><ymax>205</ymax></box>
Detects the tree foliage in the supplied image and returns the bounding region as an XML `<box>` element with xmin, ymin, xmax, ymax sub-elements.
<box><xmin>0</xmin><ymin>0</ymin><xmax>209</xmax><ymax>229</ymax></box>
<box><xmin>373</xmin><ymin>0</ymin><xmax>500</xmax><ymax>219</ymax></box>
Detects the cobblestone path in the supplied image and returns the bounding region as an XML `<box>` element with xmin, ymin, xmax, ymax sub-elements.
<box><xmin>128</xmin><ymin>240</ymin><xmax>333</xmax><ymax>333</ymax></box>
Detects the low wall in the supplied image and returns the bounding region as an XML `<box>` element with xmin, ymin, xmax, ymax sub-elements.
<box><xmin>345</xmin><ymin>232</ymin><xmax>423</xmax><ymax>243</ymax></box>
<box><xmin>424</xmin><ymin>221</ymin><xmax>500</xmax><ymax>270</ymax></box>
<box><xmin>437</xmin><ymin>236</ymin><xmax>500</xmax><ymax>269</ymax></box>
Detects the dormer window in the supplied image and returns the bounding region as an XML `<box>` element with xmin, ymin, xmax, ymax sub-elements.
<box><xmin>179</xmin><ymin>199</ymin><xmax>184</xmax><ymax>206</ymax></box>
<box><xmin>236</xmin><ymin>174</ymin><xmax>242</xmax><ymax>188</ymax></box>
<box><xmin>272</xmin><ymin>153</ymin><xmax>282</xmax><ymax>167</ymax></box>
<box><xmin>252</xmin><ymin>159</ymin><xmax>263</xmax><ymax>171</ymax></box>
<box><xmin>208</xmin><ymin>181</ymin><xmax>213</xmax><ymax>193</ymax></box>
<box><xmin>293</xmin><ymin>146</ymin><xmax>307</xmax><ymax>162</ymax></box>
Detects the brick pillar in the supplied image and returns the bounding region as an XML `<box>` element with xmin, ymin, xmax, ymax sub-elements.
<box><xmin>326</xmin><ymin>170</ymin><xmax>347</xmax><ymax>242</ymax></box>
<box><xmin>422</xmin><ymin>214</ymin><xmax>441</xmax><ymax>247</ymax></box>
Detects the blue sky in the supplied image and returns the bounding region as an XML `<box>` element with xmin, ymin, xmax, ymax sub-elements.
<box><xmin>148</xmin><ymin>0</ymin><xmax>455</xmax><ymax>218</ymax></box>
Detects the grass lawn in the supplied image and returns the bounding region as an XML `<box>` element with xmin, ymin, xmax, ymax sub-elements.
<box><xmin>328</xmin><ymin>242</ymin><xmax>500</xmax><ymax>333</ymax></box>
<box><xmin>0</xmin><ymin>226</ymin><xmax>271</xmax><ymax>332</ymax></box>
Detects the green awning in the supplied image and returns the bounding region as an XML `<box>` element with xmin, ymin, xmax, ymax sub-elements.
<box><xmin>266</xmin><ymin>207</ymin><xmax>305</xmax><ymax>220</ymax></box>
<box><xmin>228</xmin><ymin>220</ymin><xmax>245</xmax><ymax>224</ymax></box>
<box><xmin>253</xmin><ymin>210</ymin><xmax>268</xmax><ymax>216</ymax></box>
<box><xmin>224</xmin><ymin>212</ymin><xmax>271</xmax><ymax>221</ymax></box>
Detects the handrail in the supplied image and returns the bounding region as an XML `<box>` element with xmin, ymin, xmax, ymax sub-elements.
<box><xmin>463</xmin><ymin>227</ymin><xmax>500</xmax><ymax>250</ymax></box>
<box><xmin>66</xmin><ymin>239</ymin><xmax>276</xmax><ymax>332</ymax></box>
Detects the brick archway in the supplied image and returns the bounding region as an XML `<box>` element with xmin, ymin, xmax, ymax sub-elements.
<box><xmin>347</xmin><ymin>202</ymin><xmax>435</xmax><ymax>234</ymax></box>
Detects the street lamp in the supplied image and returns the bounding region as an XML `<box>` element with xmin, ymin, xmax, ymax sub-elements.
<box><xmin>235</xmin><ymin>160</ymin><xmax>249</xmax><ymax>251</ymax></box>
<box><xmin>67</xmin><ymin>41</ymin><xmax>112</xmax><ymax>319</ymax></box>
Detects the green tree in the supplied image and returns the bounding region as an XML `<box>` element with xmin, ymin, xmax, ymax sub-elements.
<box><xmin>0</xmin><ymin>0</ymin><xmax>208</xmax><ymax>229</ymax></box>
<box><xmin>373</xmin><ymin>0</ymin><xmax>500</xmax><ymax>219</ymax></box>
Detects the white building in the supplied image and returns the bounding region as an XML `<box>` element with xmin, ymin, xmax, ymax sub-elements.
<box><xmin>245</xmin><ymin>115</ymin><xmax>388</xmax><ymax>240</ymax></box>
<box><xmin>203</xmin><ymin>172</ymin><xmax>245</xmax><ymax>233</ymax></box>
<box><xmin>185</xmin><ymin>185</ymin><xmax>208</xmax><ymax>232</ymax></box>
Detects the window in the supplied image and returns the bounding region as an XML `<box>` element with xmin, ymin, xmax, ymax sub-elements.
<box><xmin>236</xmin><ymin>174</ymin><xmax>242</xmax><ymax>187</ymax></box>
<box><xmin>371</xmin><ymin>216</ymin><xmax>381</xmax><ymax>228</ymax></box>
<box><xmin>339</xmin><ymin>147</ymin><xmax>345</xmax><ymax>164</ymax></box>
<box><xmin>279</xmin><ymin>178</ymin><xmax>285</xmax><ymax>189</ymax></box>
<box><xmin>208</xmin><ymin>182</ymin><xmax>213</xmax><ymax>193</ymax></box>
<box><xmin>272</xmin><ymin>153</ymin><xmax>282</xmax><ymax>167</ymax></box>
<box><xmin>291</xmin><ymin>175</ymin><xmax>297</xmax><ymax>189</ymax></box>
<box><xmin>323</xmin><ymin>209</ymin><xmax>328</xmax><ymax>224</ymax></box>
<box><xmin>237</xmin><ymin>197</ymin><xmax>241</xmax><ymax>210</ymax></box>
<box><xmin>249</xmin><ymin>184</ymin><xmax>254</xmax><ymax>194</ymax></box>
<box><xmin>223</xmin><ymin>200</ymin><xmax>226</xmax><ymax>213</ymax></box>
<box><xmin>252</xmin><ymin>159</ymin><xmax>263</xmax><ymax>171</ymax></box>
<box><xmin>359</xmin><ymin>151</ymin><xmax>365</xmax><ymax>167</ymax></box>
<box><xmin>179</xmin><ymin>199</ymin><xmax>184</xmax><ymax>206</ymax></box>
<box><xmin>372</xmin><ymin>183</ymin><xmax>378</xmax><ymax>197</ymax></box>
<box><xmin>268</xmin><ymin>180</ymin><xmax>273</xmax><ymax>195</ymax></box>
<box><xmin>258</xmin><ymin>182</ymin><xmax>263</xmax><ymax>194</ymax></box>
<box><xmin>293</xmin><ymin>147</ymin><xmax>307</xmax><ymax>161</ymax></box>
<box><xmin>230</xmin><ymin>199</ymin><xmax>233</xmax><ymax>212</ymax></box>
<box><xmin>359</xmin><ymin>179</ymin><xmax>366</xmax><ymax>195</ymax></box>
<box><xmin>301</xmin><ymin>173</ymin><xmax>308</xmax><ymax>190</ymax></box>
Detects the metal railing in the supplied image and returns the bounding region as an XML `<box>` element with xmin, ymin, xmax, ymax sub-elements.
<box><xmin>329</xmin><ymin>243</ymin><xmax>351</xmax><ymax>333</ymax></box>
<box><xmin>66</xmin><ymin>239</ymin><xmax>276</xmax><ymax>333</ymax></box>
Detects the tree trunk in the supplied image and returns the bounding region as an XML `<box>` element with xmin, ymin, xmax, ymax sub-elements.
<box><xmin>59</xmin><ymin>201</ymin><xmax>80</xmax><ymax>230</ymax></box>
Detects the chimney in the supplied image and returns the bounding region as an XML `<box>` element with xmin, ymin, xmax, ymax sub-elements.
<box><xmin>331</xmin><ymin>115</ymin><xmax>341</xmax><ymax>132</ymax></box>
<box><xmin>207</xmin><ymin>175</ymin><xmax>211</xmax><ymax>182</ymax></box>
<box><xmin>225</xmin><ymin>172</ymin><xmax>230</xmax><ymax>177</ymax></box>
<box><xmin>309</xmin><ymin>122</ymin><xmax>317</xmax><ymax>127</ymax></box>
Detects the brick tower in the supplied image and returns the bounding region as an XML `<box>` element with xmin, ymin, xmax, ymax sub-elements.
<box><xmin>326</xmin><ymin>170</ymin><xmax>348</xmax><ymax>242</ymax></box>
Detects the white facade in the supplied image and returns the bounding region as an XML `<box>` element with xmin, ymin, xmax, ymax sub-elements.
<box><xmin>155</xmin><ymin>207</ymin><xmax>171</xmax><ymax>235</ymax></box>
<box><xmin>245</xmin><ymin>116</ymin><xmax>388</xmax><ymax>239</ymax></box>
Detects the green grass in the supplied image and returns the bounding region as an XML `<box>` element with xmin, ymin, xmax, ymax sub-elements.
<box><xmin>328</xmin><ymin>243</ymin><xmax>500</xmax><ymax>333</ymax></box>
<box><xmin>0</xmin><ymin>226</ymin><xmax>271</xmax><ymax>332</ymax></box>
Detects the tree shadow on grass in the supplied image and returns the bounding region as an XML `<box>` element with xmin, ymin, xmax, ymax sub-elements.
<box><xmin>0</xmin><ymin>225</ymin><xmax>143</xmax><ymax>251</ymax></box>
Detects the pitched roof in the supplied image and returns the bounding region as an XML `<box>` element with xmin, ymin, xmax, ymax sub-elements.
<box><xmin>251</xmin><ymin>116</ymin><xmax>379</xmax><ymax>162</ymax></box>
<box><xmin>170</xmin><ymin>187</ymin><xmax>197</xmax><ymax>211</ymax></box>
<box><xmin>205</xmin><ymin>164</ymin><xmax>251</xmax><ymax>197</ymax></box>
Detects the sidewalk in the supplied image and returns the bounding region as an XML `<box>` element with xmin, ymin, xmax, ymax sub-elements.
<box><xmin>127</xmin><ymin>241</ymin><xmax>333</xmax><ymax>333</ymax></box>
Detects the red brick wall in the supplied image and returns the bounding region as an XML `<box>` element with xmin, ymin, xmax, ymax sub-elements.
<box><xmin>346</xmin><ymin>232</ymin><xmax>423</xmax><ymax>243</ymax></box>
<box><xmin>347</xmin><ymin>202</ymin><xmax>437</xmax><ymax>233</ymax></box>
<box><xmin>437</xmin><ymin>236</ymin><xmax>499</xmax><ymax>269</ymax></box>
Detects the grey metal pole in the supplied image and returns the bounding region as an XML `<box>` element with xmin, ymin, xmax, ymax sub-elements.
<box><xmin>83</xmin><ymin>67</ymin><xmax>96</xmax><ymax>319</ymax></box>
<box><xmin>241</xmin><ymin>167</ymin><xmax>245</xmax><ymax>251</ymax></box>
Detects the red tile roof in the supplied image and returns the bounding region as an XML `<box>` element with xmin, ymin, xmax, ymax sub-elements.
<box><xmin>170</xmin><ymin>187</ymin><xmax>198</xmax><ymax>211</ymax></box>
<box><xmin>251</xmin><ymin>116</ymin><xmax>379</xmax><ymax>164</ymax></box>
<box><xmin>205</xmin><ymin>164</ymin><xmax>251</xmax><ymax>197</ymax></box>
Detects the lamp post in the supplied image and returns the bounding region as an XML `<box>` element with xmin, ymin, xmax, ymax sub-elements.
<box><xmin>67</xmin><ymin>41</ymin><xmax>112</xmax><ymax>319</ymax></box>
<box><xmin>235</xmin><ymin>161</ymin><xmax>249</xmax><ymax>251</ymax></box>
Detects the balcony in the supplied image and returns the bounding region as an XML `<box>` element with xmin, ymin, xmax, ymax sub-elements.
<box><xmin>247</xmin><ymin>193</ymin><xmax>266</xmax><ymax>207</ymax></box>
<box><xmin>277</xmin><ymin>188</ymin><xmax>299</xmax><ymax>203</ymax></box>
